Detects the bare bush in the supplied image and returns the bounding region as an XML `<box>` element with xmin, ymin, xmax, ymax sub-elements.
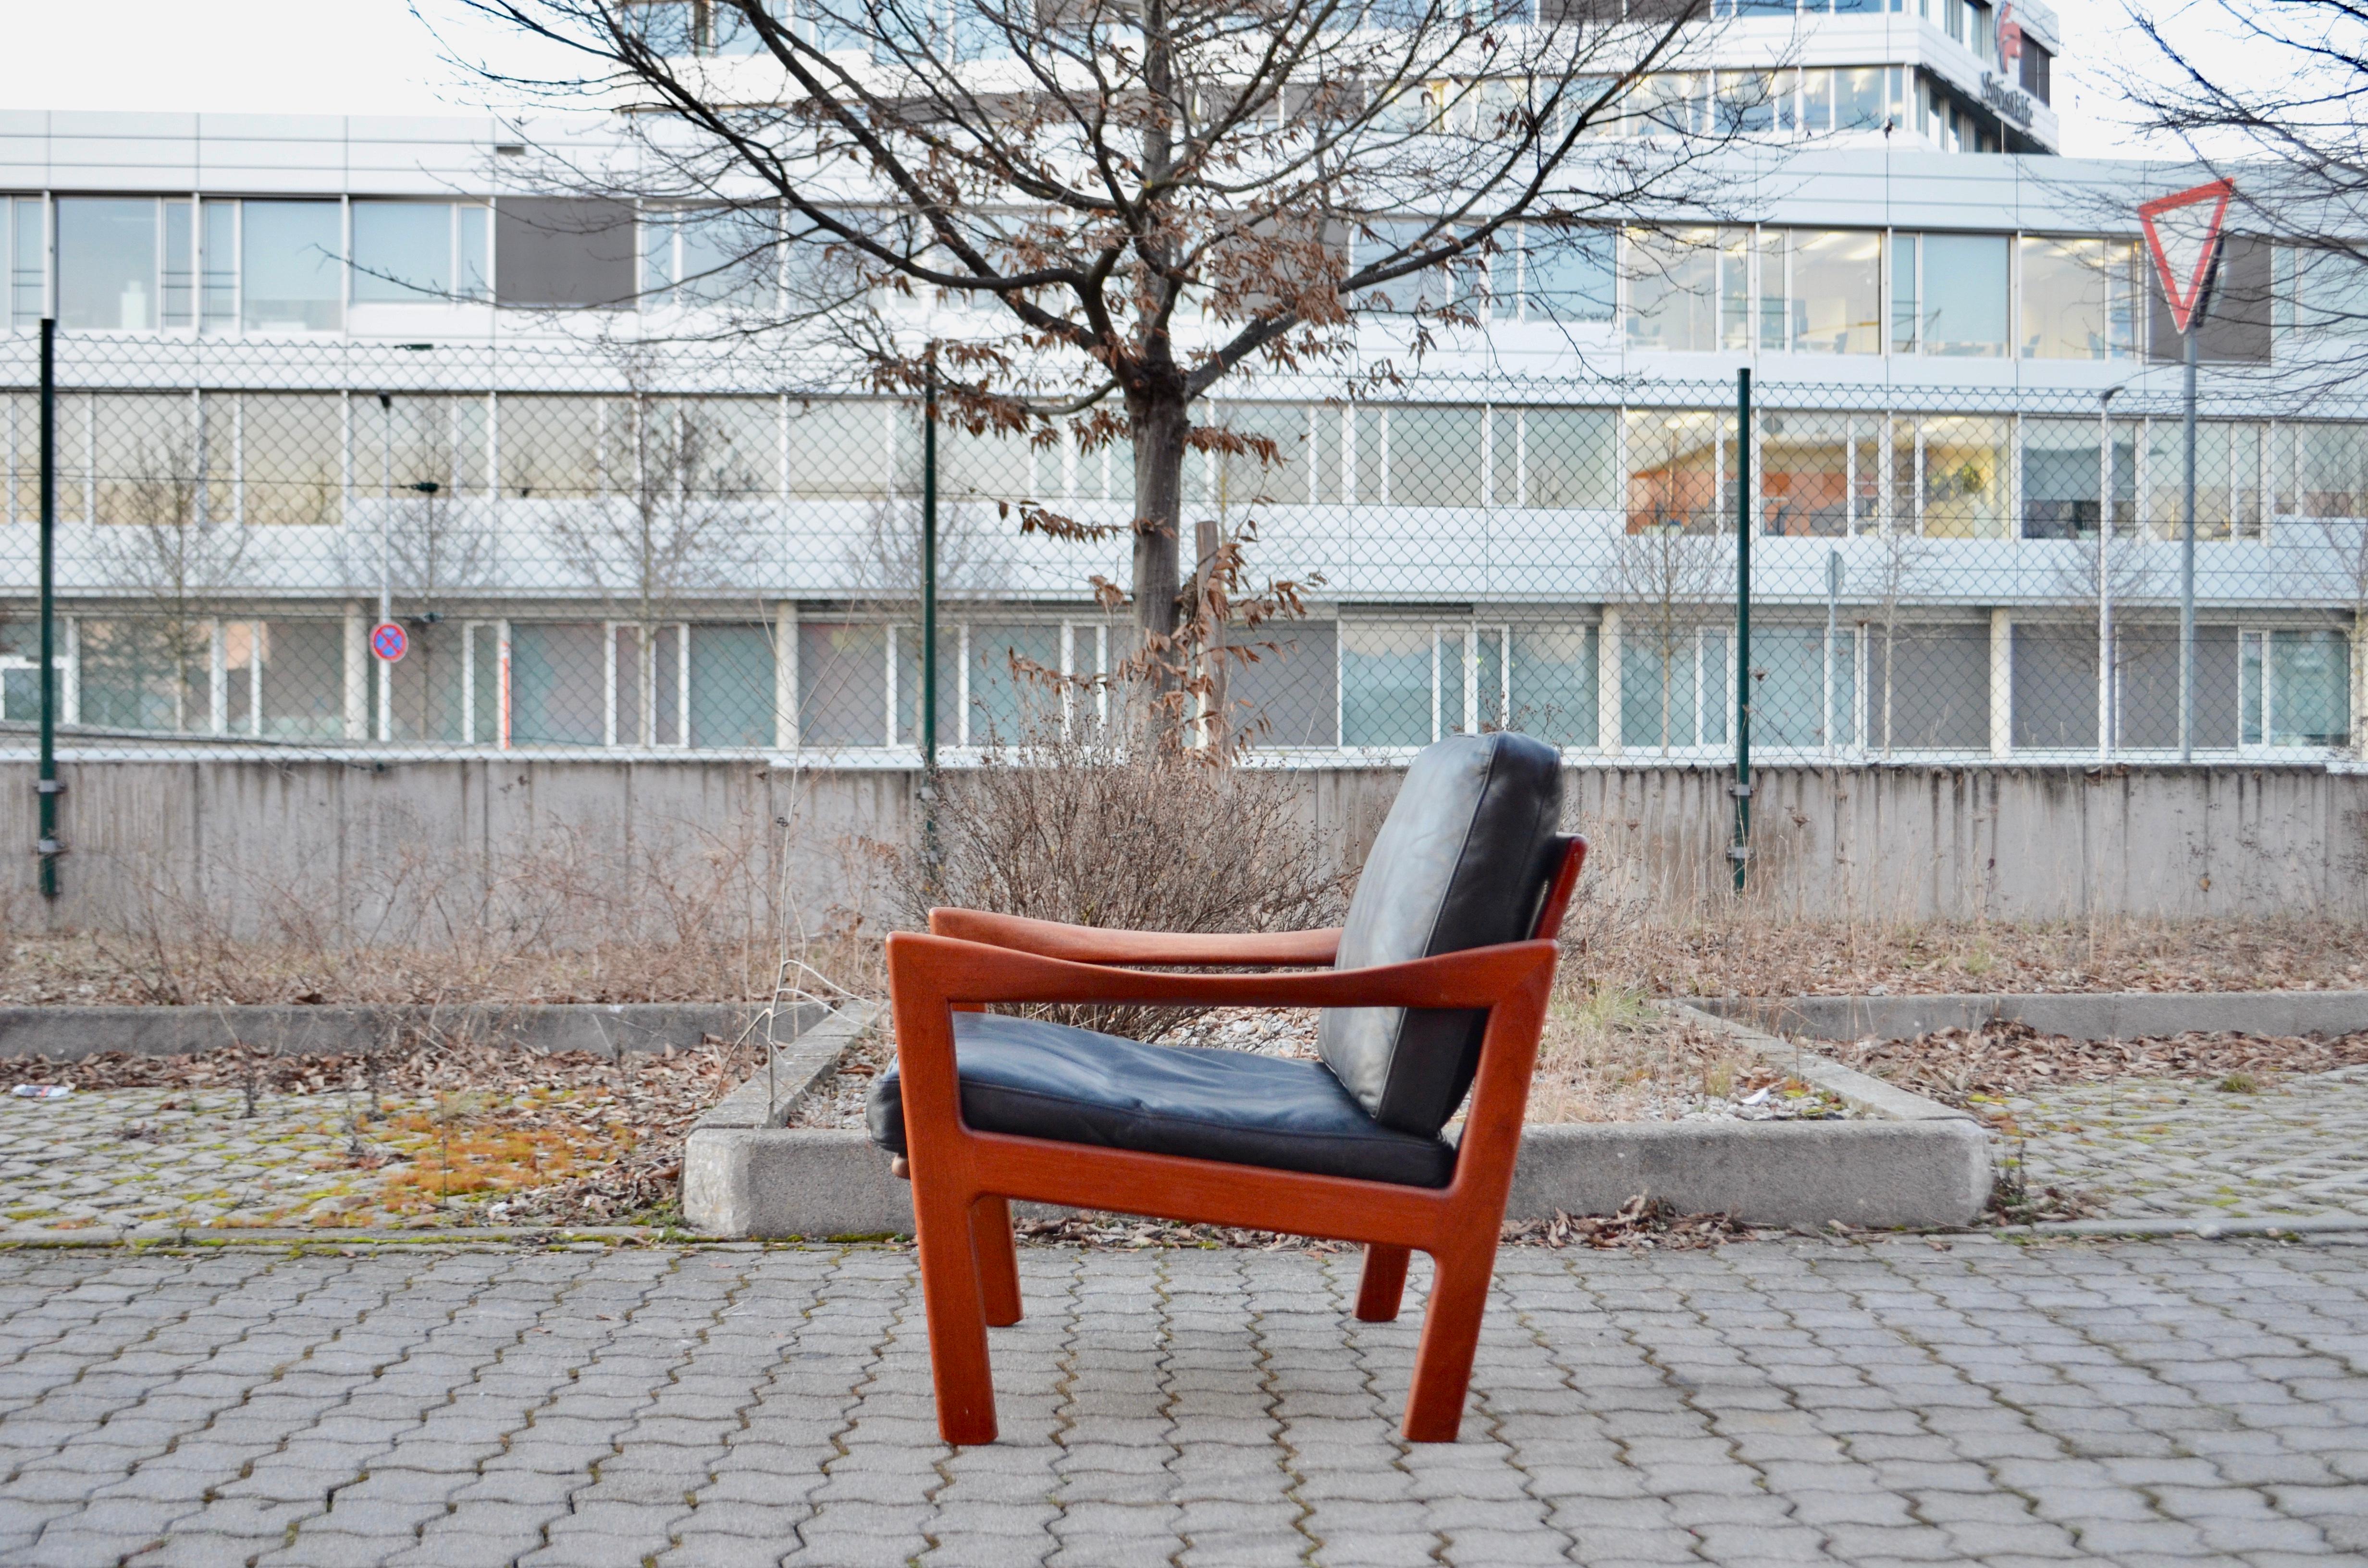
<box><xmin>896</xmin><ymin>726</ymin><xmax>1347</xmax><ymax>1038</ymax></box>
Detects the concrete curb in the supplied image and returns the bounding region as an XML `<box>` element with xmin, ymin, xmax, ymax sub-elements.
<box><xmin>1697</xmin><ymin>991</ymin><xmax>2368</xmax><ymax>1044</ymax></box>
<box><xmin>2008</xmin><ymin>1214</ymin><xmax>2368</xmax><ymax>1240</ymax></box>
<box><xmin>682</xmin><ymin>1002</ymin><xmax>1993</xmax><ymax>1237</ymax></box>
<box><xmin>0</xmin><ymin>1002</ymin><xmax>820</xmax><ymax>1061</ymax></box>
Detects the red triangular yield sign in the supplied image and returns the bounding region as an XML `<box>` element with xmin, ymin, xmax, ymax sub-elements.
<box><xmin>2138</xmin><ymin>178</ymin><xmax>2235</xmax><ymax>335</ymax></box>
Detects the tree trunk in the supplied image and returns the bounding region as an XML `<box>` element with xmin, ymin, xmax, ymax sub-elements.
<box><xmin>1130</xmin><ymin>393</ymin><xmax>1188</xmax><ymax>653</ymax></box>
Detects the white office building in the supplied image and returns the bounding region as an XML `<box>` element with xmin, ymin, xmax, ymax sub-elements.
<box><xmin>1</xmin><ymin>0</ymin><xmax>2361</xmax><ymax>763</ymax></box>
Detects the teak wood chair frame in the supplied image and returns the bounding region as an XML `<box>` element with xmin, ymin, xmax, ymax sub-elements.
<box><xmin>885</xmin><ymin>834</ymin><xmax>1588</xmax><ymax>1445</ymax></box>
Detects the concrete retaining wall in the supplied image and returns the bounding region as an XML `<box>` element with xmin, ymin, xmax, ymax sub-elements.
<box><xmin>1700</xmin><ymin>990</ymin><xmax>2368</xmax><ymax>1042</ymax></box>
<box><xmin>0</xmin><ymin>1002</ymin><xmax>817</xmax><ymax>1060</ymax></box>
<box><xmin>4</xmin><ymin>757</ymin><xmax>2366</xmax><ymax>937</ymax></box>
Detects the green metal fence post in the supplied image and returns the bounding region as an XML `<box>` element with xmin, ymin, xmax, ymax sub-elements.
<box><xmin>921</xmin><ymin>359</ymin><xmax>940</xmax><ymax>896</ymax></box>
<box><xmin>1731</xmin><ymin>368</ymin><xmax>1751</xmax><ymax>894</ymax></box>
<box><xmin>36</xmin><ymin>318</ymin><xmax>59</xmax><ymax>902</ymax></box>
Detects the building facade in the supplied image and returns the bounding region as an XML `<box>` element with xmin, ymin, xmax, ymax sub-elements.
<box><xmin>1</xmin><ymin>0</ymin><xmax>2362</xmax><ymax>768</ymax></box>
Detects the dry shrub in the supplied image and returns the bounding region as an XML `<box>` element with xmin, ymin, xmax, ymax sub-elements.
<box><xmin>899</xmin><ymin>724</ymin><xmax>1346</xmax><ymax>1038</ymax></box>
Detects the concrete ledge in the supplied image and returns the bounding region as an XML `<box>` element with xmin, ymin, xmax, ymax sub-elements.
<box><xmin>1698</xmin><ymin>991</ymin><xmax>2368</xmax><ymax>1044</ymax></box>
<box><xmin>683</xmin><ymin>1116</ymin><xmax>1995</xmax><ymax>1238</ymax></box>
<box><xmin>0</xmin><ymin>1002</ymin><xmax>818</xmax><ymax>1060</ymax></box>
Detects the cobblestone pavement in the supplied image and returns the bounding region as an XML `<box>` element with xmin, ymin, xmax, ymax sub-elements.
<box><xmin>0</xmin><ymin>1090</ymin><xmax>445</xmax><ymax>1234</ymax></box>
<box><xmin>3</xmin><ymin>1236</ymin><xmax>2368</xmax><ymax>1568</ymax></box>
<box><xmin>2008</xmin><ymin>1066</ymin><xmax>2368</xmax><ymax>1224</ymax></box>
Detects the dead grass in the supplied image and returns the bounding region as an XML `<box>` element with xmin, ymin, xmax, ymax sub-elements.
<box><xmin>0</xmin><ymin>1029</ymin><xmax>762</xmax><ymax>1225</ymax></box>
<box><xmin>1837</xmin><ymin>1021</ymin><xmax>2368</xmax><ymax>1106</ymax></box>
<box><xmin>1559</xmin><ymin>907</ymin><xmax>2368</xmax><ymax>998</ymax></box>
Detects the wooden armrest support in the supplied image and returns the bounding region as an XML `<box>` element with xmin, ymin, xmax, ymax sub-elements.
<box><xmin>888</xmin><ymin>932</ymin><xmax>1549</xmax><ymax>1014</ymax></box>
<box><xmin>925</xmin><ymin>908</ymin><xmax>1342</xmax><ymax>967</ymax></box>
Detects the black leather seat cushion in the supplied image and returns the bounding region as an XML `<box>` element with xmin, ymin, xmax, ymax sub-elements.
<box><xmin>866</xmin><ymin>1011</ymin><xmax>1457</xmax><ymax>1189</ymax></box>
<box><xmin>1319</xmin><ymin>732</ymin><xmax>1566</xmax><ymax>1139</ymax></box>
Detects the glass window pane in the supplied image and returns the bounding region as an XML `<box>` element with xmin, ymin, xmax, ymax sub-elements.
<box><xmin>1523</xmin><ymin>226</ymin><xmax>1615</xmax><ymax>322</ymax></box>
<box><xmin>689</xmin><ymin>624</ymin><xmax>776</xmax><ymax>747</ymax></box>
<box><xmin>1891</xmin><ymin>233</ymin><xmax>1918</xmax><ymax>352</ymax></box>
<box><xmin>944</xmin><ymin>422</ymin><xmax>1035</xmax><ymax>502</ymax></box>
<box><xmin>239</xmin><ymin>394</ymin><xmax>343</xmax><ymax>527</ymax></box>
<box><xmin>1208</xmin><ymin>404</ymin><xmax>1312</xmax><ymax>508</ymax></box>
<box><xmin>258</xmin><ymin>619</ymin><xmax>346</xmax><ymax>740</ymax></box>
<box><xmin>1521</xmin><ymin>409</ymin><xmax>1615</xmax><ymax>509</ymax></box>
<box><xmin>964</xmin><ymin>623</ymin><xmax>1062</xmax><ymax>744</ymax></box>
<box><xmin>79</xmin><ymin>620</ymin><xmax>210</xmax><ymax>733</ymax></box>
<box><xmin>1510</xmin><ymin>626</ymin><xmax>1595</xmax><ymax>745</ymax></box>
<box><xmin>676</xmin><ymin>207</ymin><xmax>775</xmax><ymax>310</ymax></box>
<box><xmin>458</xmin><ymin>205</ymin><xmax>491</xmax><ymax>300</ymax></box>
<box><xmin>500</xmin><ymin>395</ymin><xmax>607</xmax><ymax>499</ymax></box>
<box><xmin>800</xmin><ymin>622</ymin><xmax>888</xmax><ymax>746</ymax></box>
<box><xmin>56</xmin><ymin>198</ymin><xmax>157</xmax><ymax>331</ymax></box>
<box><xmin>1228</xmin><ymin>621</ymin><xmax>1337</xmax><ymax>748</ymax></box>
<box><xmin>10</xmin><ymin>197</ymin><xmax>44</xmax><ymax>325</ymax></box>
<box><xmin>242</xmin><ymin>201</ymin><xmax>343</xmax><ymax>331</ymax></box>
<box><xmin>1901</xmin><ymin>415</ymin><xmax>2008</xmax><ymax>538</ymax></box>
<box><xmin>352</xmin><ymin>202</ymin><xmax>453</xmax><ymax>302</ymax></box>
<box><xmin>1624</xmin><ymin>409</ymin><xmax>1732</xmax><ymax>533</ymax></box>
<box><xmin>789</xmin><ymin>400</ymin><xmax>892</xmax><ymax>499</ymax></box>
<box><xmin>1835</xmin><ymin>66</ymin><xmax>1885</xmax><ymax>126</ymax></box>
<box><xmin>510</xmin><ymin>623</ymin><xmax>607</xmax><ymax>745</ymax></box>
<box><xmin>1620</xmin><ymin>633</ymin><xmax>1700</xmax><ymax>750</ymax></box>
<box><xmin>2271</xmin><ymin>629</ymin><xmax>2350</xmax><ymax>747</ymax></box>
<box><xmin>1918</xmin><ymin>233</ymin><xmax>2008</xmax><ymax>356</ymax></box>
<box><xmin>162</xmin><ymin>200</ymin><xmax>192</xmax><ymax>327</ymax></box>
<box><xmin>1389</xmin><ymin>407</ymin><xmax>1483</xmax><ymax>507</ymax></box>
<box><xmin>201</xmin><ymin>201</ymin><xmax>235</xmax><ymax>327</ymax></box>
<box><xmin>2019</xmin><ymin>417</ymin><xmax>2134</xmax><ymax>539</ymax></box>
<box><xmin>1342</xmin><ymin>622</ymin><xmax>1433</xmax><ymax>747</ymax></box>
<box><xmin>1625</xmin><ymin>227</ymin><xmax>1720</xmax><ymax>352</ymax></box>
<box><xmin>1786</xmin><ymin>230</ymin><xmax>1882</xmax><ymax>353</ymax></box>
<box><xmin>387</xmin><ymin>621</ymin><xmax>466</xmax><ymax>742</ymax></box>
<box><xmin>2019</xmin><ymin>236</ymin><xmax>2139</xmax><ymax>359</ymax></box>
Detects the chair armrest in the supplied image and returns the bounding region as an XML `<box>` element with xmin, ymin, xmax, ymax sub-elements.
<box><xmin>925</xmin><ymin>908</ymin><xmax>1342</xmax><ymax>967</ymax></box>
<box><xmin>889</xmin><ymin>931</ymin><xmax>1550</xmax><ymax>1014</ymax></box>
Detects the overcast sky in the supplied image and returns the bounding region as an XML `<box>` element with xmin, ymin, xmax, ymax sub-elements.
<box><xmin>0</xmin><ymin>0</ymin><xmax>2232</xmax><ymax>160</ymax></box>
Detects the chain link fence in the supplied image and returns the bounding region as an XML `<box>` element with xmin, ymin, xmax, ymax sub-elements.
<box><xmin>0</xmin><ymin>333</ymin><xmax>2360</xmax><ymax>766</ymax></box>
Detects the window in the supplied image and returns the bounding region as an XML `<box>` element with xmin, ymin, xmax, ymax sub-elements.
<box><xmin>689</xmin><ymin>625</ymin><xmax>777</xmax><ymax>747</ymax></box>
<box><xmin>241</xmin><ymin>201</ymin><xmax>342</xmax><ymax>331</ymax></box>
<box><xmin>1625</xmin><ymin>227</ymin><xmax>1745</xmax><ymax>352</ymax></box>
<box><xmin>2019</xmin><ymin>237</ymin><xmax>2139</xmax><ymax>359</ymax></box>
<box><xmin>641</xmin><ymin>206</ymin><xmax>777</xmax><ymax>311</ymax></box>
<box><xmin>240</xmin><ymin>394</ymin><xmax>343</xmax><ymax>527</ymax></box>
<box><xmin>789</xmin><ymin>400</ymin><xmax>898</xmax><ymax>500</ymax></box>
<box><xmin>1759</xmin><ymin>413</ymin><xmax>1882</xmax><ymax>535</ymax></box>
<box><xmin>1912</xmin><ymin>233</ymin><xmax>2008</xmax><ymax>356</ymax></box>
<box><xmin>2243</xmin><ymin>629</ymin><xmax>2351</xmax><ymax>749</ymax></box>
<box><xmin>1353</xmin><ymin>219</ymin><xmax>1469</xmax><ymax>317</ymax></box>
<box><xmin>495</xmin><ymin>198</ymin><xmax>637</xmax><ymax>309</ymax></box>
<box><xmin>1226</xmin><ymin>622</ymin><xmax>1339</xmax><ymax>748</ymax></box>
<box><xmin>2020</xmin><ymin>417</ymin><xmax>2136</xmax><ymax>539</ymax></box>
<box><xmin>1835</xmin><ymin>67</ymin><xmax>1888</xmax><ymax>129</ymax></box>
<box><xmin>1495</xmin><ymin>225</ymin><xmax>1614</xmax><ymax>323</ymax></box>
<box><xmin>351</xmin><ymin>201</ymin><xmax>490</xmax><ymax>303</ymax></box>
<box><xmin>1863</xmin><ymin>622</ymin><xmax>1989</xmax><ymax>751</ymax></box>
<box><xmin>1753</xmin><ymin>625</ymin><xmax>1860</xmax><ymax>749</ymax></box>
<box><xmin>201</xmin><ymin>201</ymin><xmax>234</xmax><ymax>327</ymax></box>
<box><xmin>1508</xmin><ymin>625</ymin><xmax>1596</xmax><ymax>746</ymax></box>
<box><xmin>1494</xmin><ymin>408</ymin><xmax>1614</xmax><ymax>509</ymax></box>
<box><xmin>1765</xmin><ymin>230</ymin><xmax>1882</xmax><ymax>353</ymax></box>
<box><xmin>56</xmin><ymin>197</ymin><xmax>189</xmax><ymax>331</ymax></box>
<box><xmin>2273</xmin><ymin>423</ymin><xmax>2368</xmax><ymax>520</ymax></box>
<box><xmin>8</xmin><ymin>196</ymin><xmax>42</xmax><ymax>325</ymax></box>
<box><xmin>1625</xmin><ymin>410</ymin><xmax>1736</xmax><ymax>533</ymax></box>
<box><xmin>2282</xmin><ymin>245</ymin><xmax>2368</xmax><ymax>341</ymax></box>
<box><xmin>1896</xmin><ymin>415</ymin><xmax>2008</xmax><ymax>538</ymax></box>
<box><xmin>0</xmin><ymin>622</ymin><xmax>59</xmax><ymax>723</ymax></box>
<box><xmin>1204</xmin><ymin>404</ymin><xmax>1317</xmax><ymax>508</ymax></box>
<box><xmin>1341</xmin><ymin>622</ymin><xmax>1508</xmax><ymax>748</ymax></box>
<box><xmin>1381</xmin><ymin>407</ymin><xmax>1484</xmax><ymax>507</ymax></box>
<box><xmin>2020</xmin><ymin>41</ymin><xmax>2052</xmax><ymax>102</ymax></box>
<box><xmin>2145</xmin><ymin>420</ymin><xmax>2266</xmax><ymax>540</ymax></box>
<box><xmin>1715</xmin><ymin>72</ymin><xmax>1776</xmax><ymax>135</ymax></box>
<box><xmin>2010</xmin><ymin>622</ymin><xmax>2097</xmax><ymax>750</ymax></box>
<box><xmin>1620</xmin><ymin>626</ymin><xmax>1727</xmax><ymax>751</ymax></box>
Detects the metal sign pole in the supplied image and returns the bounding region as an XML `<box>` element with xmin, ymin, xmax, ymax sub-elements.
<box><xmin>1731</xmin><ymin>368</ymin><xmax>1751</xmax><ymax>894</ymax></box>
<box><xmin>921</xmin><ymin>359</ymin><xmax>940</xmax><ymax>896</ymax></box>
<box><xmin>36</xmin><ymin>318</ymin><xmax>59</xmax><ymax>901</ymax></box>
<box><xmin>2179</xmin><ymin>310</ymin><xmax>2200</xmax><ymax>761</ymax></box>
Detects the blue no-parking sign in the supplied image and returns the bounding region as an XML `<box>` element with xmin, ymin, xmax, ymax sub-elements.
<box><xmin>370</xmin><ymin>622</ymin><xmax>409</xmax><ymax>662</ymax></box>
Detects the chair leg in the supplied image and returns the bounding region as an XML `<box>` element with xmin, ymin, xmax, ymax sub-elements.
<box><xmin>1401</xmin><ymin>1242</ymin><xmax>1497</xmax><ymax>1443</ymax></box>
<box><xmin>974</xmin><ymin>1195</ymin><xmax>1023</xmax><ymax>1327</ymax></box>
<box><xmin>913</xmin><ymin>1176</ymin><xmax>999</xmax><ymax>1445</ymax></box>
<box><xmin>1354</xmin><ymin>1244</ymin><xmax>1411</xmax><ymax>1323</ymax></box>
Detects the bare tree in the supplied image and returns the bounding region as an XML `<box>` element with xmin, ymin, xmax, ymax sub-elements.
<box><xmin>1612</xmin><ymin>525</ymin><xmax>1728</xmax><ymax>756</ymax></box>
<box><xmin>1861</xmin><ymin>524</ymin><xmax>1932</xmax><ymax>760</ymax></box>
<box><xmin>548</xmin><ymin>356</ymin><xmax>767</xmax><ymax>742</ymax></box>
<box><xmin>96</xmin><ymin>434</ymin><xmax>250</xmax><ymax>734</ymax></box>
<box><xmin>454</xmin><ymin>0</ymin><xmax>1742</xmax><ymax>726</ymax></box>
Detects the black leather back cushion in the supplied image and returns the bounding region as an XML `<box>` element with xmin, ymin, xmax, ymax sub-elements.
<box><xmin>1317</xmin><ymin>732</ymin><xmax>1565</xmax><ymax>1137</ymax></box>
